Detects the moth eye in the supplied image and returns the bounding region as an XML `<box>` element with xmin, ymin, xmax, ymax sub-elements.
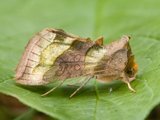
<box><xmin>127</xmin><ymin>68</ymin><xmax>133</xmax><ymax>75</ymax></box>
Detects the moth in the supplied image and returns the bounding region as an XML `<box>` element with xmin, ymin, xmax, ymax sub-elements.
<box><xmin>15</xmin><ymin>28</ymin><xmax>138</xmax><ymax>98</ymax></box>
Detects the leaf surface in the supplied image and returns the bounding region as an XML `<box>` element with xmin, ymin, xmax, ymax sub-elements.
<box><xmin>0</xmin><ymin>0</ymin><xmax>160</xmax><ymax>120</ymax></box>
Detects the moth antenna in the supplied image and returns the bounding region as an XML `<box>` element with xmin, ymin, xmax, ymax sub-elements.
<box><xmin>69</xmin><ymin>76</ymin><xmax>93</xmax><ymax>98</ymax></box>
<box><xmin>41</xmin><ymin>79</ymin><xmax>66</xmax><ymax>96</ymax></box>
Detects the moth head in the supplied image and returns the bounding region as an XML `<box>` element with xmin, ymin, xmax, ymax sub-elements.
<box><xmin>125</xmin><ymin>55</ymin><xmax>138</xmax><ymax>78</ymax></box>
<box><xmin>124</xmin><ymin>36</ymin><xmax>138</xmax><ymax>80</ymax></box>
<box><xmin>118</xmin><ymin>35</ymin><xmax>138</xmax><ymax>79</ymax></box>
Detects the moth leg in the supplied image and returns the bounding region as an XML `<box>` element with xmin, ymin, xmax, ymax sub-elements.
<box><xmin>69</xmin><ymin>77</ymin><xmax>92</xmax><ymax>98</ymax></box>
<box><xmin>41</xmin><ymin>79</ymin><xmax>66</xmax><ymax>96</ymax></box>
<box><xmin>121</xmin><ymin>72</ymin><xmax>136</xmax><ymax>92</ymax></box>
<box><xmin>129</xmin><ymin>76</ymin><xmax>136</xmax><ymax>82</ymax></box>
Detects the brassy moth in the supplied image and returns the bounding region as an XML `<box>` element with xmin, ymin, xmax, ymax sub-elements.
<box><xmin>15</xmin><ymin>28</ymin><xmax>138</xmax><ymax>97</ymax></box>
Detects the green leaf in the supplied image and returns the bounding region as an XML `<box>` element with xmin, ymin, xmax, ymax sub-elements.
<box><xmin>0</xmin><ymin>0</ymin><xmax>160</xmax><ymax>120</ymax></box>
<box><xmin>14</xmin><ymin>109</ymin><xmax>35</xmax><ymax>120</ymax></box>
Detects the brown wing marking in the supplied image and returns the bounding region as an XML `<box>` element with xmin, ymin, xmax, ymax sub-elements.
<box><xmin>95</xmin><ymin>49</ymin><xmax>128</xmax><ymax>82</ymax></box>
<box><xmin>43</xmin><ymin>40</ymin><xmax>95</xmax><ymax>82</ymax></box>
<box><xmin>84</xmin><ymin>44</ymin><xmax>107</xmax><ymax>76</ymax></box>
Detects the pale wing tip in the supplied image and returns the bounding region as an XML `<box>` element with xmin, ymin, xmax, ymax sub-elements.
<box><xmin>15</xmin><ymin>28</ymin><xmax>51</xmax><ymax>83</ymax></box>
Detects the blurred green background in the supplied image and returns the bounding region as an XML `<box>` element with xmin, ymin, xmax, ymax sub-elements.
<box><xmin>0</xmin><ymin>0</ymin><xmax>160</xmax><ymax>120</ymax></box>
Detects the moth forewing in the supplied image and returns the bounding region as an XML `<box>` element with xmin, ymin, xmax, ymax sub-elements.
<box><xmin>15</xmin><ymin>29</ymin><xmax>56</xmax><ymax>85</ymax></box>
<box><xmin>15</xmin><ymin>28</ymin><xmax>80</xmax><ymax>85</ymax></box>
<box><xmin>15</xmin><ymin>28</ymin><xmax>138</xmax><ymax>97</ymax></box>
